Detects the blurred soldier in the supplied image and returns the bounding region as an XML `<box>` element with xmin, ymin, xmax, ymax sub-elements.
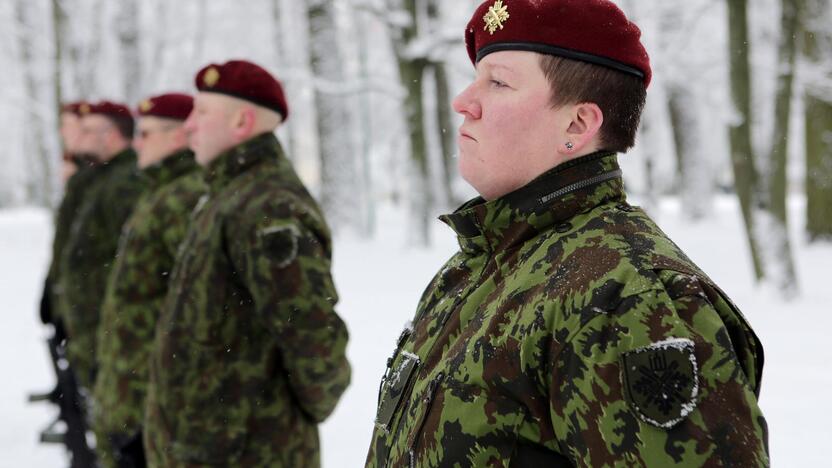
<box><xmin>144</xmin><ymin>60</ymin><xmax>351</xmax><ymax>467</ymax></box>
<box><xmin>93</xmin><ymin>93</ymin><xmax>205</xmax><ymax>468</ymax></box>
<box><xmin>57</xmin><ymin>101</ymin><xmax>145</xmax><ymax>390</ymax></box>
<box><xmin>41</xmin><ymin>102</ymin><xmax>98</xmax><ymax>329</ymax></box>
<box><xmin>58</xmin><ymin>103</ymin><xmax>86</xmax><ymax>183</ymax></box>
<box><xmin>32</xmin><ymin>101</ymin><xmax>101</xmax><ymax>466</ymax></box>
<box><xmin>366</xmin><ymin>1</ymin><xmax>769</xmax><ymax>467</ymax></box>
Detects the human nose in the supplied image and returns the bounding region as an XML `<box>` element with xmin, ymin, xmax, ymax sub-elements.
<box><xmin>183</xmin><ymin>112</ymin><xmax>196</xmax><ymax>134</ymax></box>
<box><xmin>452</xmin><ymin>82</ymin><xmax>482</xmax><ymax>120</ymax></box>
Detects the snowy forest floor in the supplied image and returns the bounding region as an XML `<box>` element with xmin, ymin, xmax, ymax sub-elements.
<box><xmin>1</xmin><ymin>195</ymin><xmax>829</xmax><ymax>467</ymax></box>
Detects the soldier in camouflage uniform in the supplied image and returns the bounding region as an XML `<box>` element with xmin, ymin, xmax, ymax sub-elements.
<box><xmin>56</xmin><ymin>101</ymin><xmax>145</xmax><ymax>389</ymax></box>
<box><xmin>42</xmin><ymin>102</ymin><xmax>97</xmax><ymax>330</ymax></box>
<box><xmin>93</xmin><ymin>93</ymin><xmax>205</xmax><ymax>468</ymax></box>
<box><xmin>144</xmin><ymin>60</ymin><xmax>351</xmax><ymax>467</ymax></box>
<box><xmin>366</xmin><ymin>1</ymin><xmax>769</xmax><ymax>467</ymax></box>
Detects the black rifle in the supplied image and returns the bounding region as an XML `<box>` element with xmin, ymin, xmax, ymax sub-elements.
<box><xmin>29</xmin><ymin>280</ymin><xmax>98</xmax><ymax>467</ymax></box>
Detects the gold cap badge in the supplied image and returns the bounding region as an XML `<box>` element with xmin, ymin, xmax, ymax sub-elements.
<box><xmin>79</xmin><ymin>103</ymin><xmax>91</xmax><ymax>115</ymax></box>
<box><xmin>203</xmin><ymin>67</ymin><xmax>220</xmax><ymax>88</ymax></box>
<box><xmin>484</xmin><ymin>0</ymin><xmax>510</xmax><ymax>35</ymax></box>
<box><xmin>139</xmin><ymin>100</ymin><xmax>154</xmax><ymax>113</ymax></box>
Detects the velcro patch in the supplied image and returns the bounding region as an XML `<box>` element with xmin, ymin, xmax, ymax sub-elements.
<box><xmin>621</xmin><ymin>338</ymin><xmax>699</xmax><ymax>429</ymax></box>
<box><xmin>258</xmin><ymin>224</ymin><xmax>300</xmax><ymax>268</ymax></box>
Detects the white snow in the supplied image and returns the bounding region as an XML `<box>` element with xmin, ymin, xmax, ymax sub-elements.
<box><xmin>1</xmin><ymin>197</ymin><xmax>830</xmax><ymax>466</ymax></box>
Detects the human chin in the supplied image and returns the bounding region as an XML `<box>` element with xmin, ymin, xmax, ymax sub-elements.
<box><xmin>458</xmin><ymin>152</ymin><xmax>490</xmax><ymax>195</ymax></box>
<box><xmin>194</xmin><ymin>148</ymin><xmax>214</xmax><ymax>166</ymax></box>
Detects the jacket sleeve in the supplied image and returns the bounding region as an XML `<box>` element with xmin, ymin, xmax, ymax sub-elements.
<box><xmin>227</xmin><ymin>196</ymin><xmax>351</xmax><ymax>423</ymax></box>
<box><xmin>547</xmin><ymin>276</ymin><xmax>769</xmax><ymax>467</ymax></box>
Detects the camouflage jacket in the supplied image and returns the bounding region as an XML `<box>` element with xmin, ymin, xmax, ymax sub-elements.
<box><xmin>145</xmin><ymin>133</ymin><xmax>351</xmax><ymax>468</ymax></box>
<box><xmin>366</xmin><ymin>152</ymin><xmax>768</xmax><ymax>467</ymax></box>
<box><xmin>57</xmin><ymin>148</ymin><xmax>145</xmax><ymax>388</ymax></box>
<box><xmin>46</xmin><ymin>158</ymin><xmax>99</xmax><ymax>323</ymax></box>
<box><xmin>94</xmin><ymin>149</ymin><xmax>206</xmax><ymax>441</ymax></box>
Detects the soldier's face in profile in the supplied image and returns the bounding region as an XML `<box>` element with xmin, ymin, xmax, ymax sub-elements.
<box><xmin>78</xmin><ymin>115</ymin><xmax>114</xmax><ymax>161</ymax></box>
<box><xmin>134</xmin><ymin>116</ymin><xmax>186</xmax><ymax>169</ymax></box>
<box><xmin>184</xmin><ymin>93</ymin><xmax>239</xmax><ymax>166</ymax></box>
<box><xmin>452</xmin><ymin>51</ymin><xmax>569</xmax><ymax>200</ymax></box>
<box><xmin>60</xmin><ymin>112</ymin><xmax>83</xmax><ymax>154</ymax></box>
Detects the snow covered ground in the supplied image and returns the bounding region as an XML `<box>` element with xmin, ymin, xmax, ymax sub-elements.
<box><xmin>1</xmin><ymin>196</ymin><xmax>829</xmax><ymax>467</ymax></box>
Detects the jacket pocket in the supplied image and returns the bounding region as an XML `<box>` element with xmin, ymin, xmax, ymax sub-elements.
<box><xmin>407</xmin><ymin>372</ymin><xmax>445</xmax><ymax>468</ymax></box>
<box><xmin>375</xmin><ymin>350</ymin><xmax>421</xmax><ymax>434</ymax></box>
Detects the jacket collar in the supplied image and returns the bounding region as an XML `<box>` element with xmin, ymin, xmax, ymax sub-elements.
<box><xmin>204</xmin><ymin>132</ymin><xmax>282</xmax><ymax>193</ymax></box>
<box><xmin>440</xmin><ymin>151</ymin><xmax>626</xmax><ymax>255</ymax></box>
<box><xmin>102</xmin><ymin>148</ymin><xmax>136</xmax><ymax>169</ymax></box>
<box><xmin>141</xmin><ymin>149</ymin><xmax>198</xmax><ymax>188</ymax></box>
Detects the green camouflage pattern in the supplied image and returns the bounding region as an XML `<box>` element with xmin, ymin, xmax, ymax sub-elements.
<box><xmin>47</xmin><ymin>159</ymin><xmax>98</xmax><ymax>323</ymax></box>
<box><xmin>93</xmin><ymin>150</ymin><xmax>206</xmax><ymax>466</ymax></box>
<box><xmin>56</xmin><ymin>149</ymin><xmax>145</xmax><ymax>389</ymax></box>
<box><xmin>145</xmin><ymin>133</ymin><xmax>351</xmax><ymax>468</ymax></box>
<box><xmin>366</xmin><ymin>152</ymin><xmax>768</xmax><ymax>467</ymax></box>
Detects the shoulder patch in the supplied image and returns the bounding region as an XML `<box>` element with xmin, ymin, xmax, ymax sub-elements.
<box><xmin>258</xmin><ymin>224</ymin><xmax>300</xmax><ymax>268</ymax></box>
<box><xmin>621</xmin><ymin>338</ymin><xmax>699</xmax><ymax>429</ymax></box>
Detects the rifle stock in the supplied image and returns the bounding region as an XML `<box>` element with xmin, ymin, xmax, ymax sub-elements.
<box><xmin>29</xmin><ymin>327</ymin><xmax>98</xmax><ymax>468</ymax></box>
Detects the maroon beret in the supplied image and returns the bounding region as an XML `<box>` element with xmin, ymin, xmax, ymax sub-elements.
<box><xmin>194</xmin><ymin>60</ymin><xmax>289</xmax><ymax>120</ymax></box>
<box><xmin>137</xmin><ymin>93</ymin><xmax>194</xmax><ymax>121</ymax></box>
<box><xmin>61</xmin><ymin>101</ymin><xmax>88</xmax><ymax>116</ymax></box>
<box><xmin>81</xmin><ymin>100</ymin><xmax>133</xmax><ymax>119</ymax></box>
<box><xmin>466</xmin><ymin>0</ymin><xmax>651</xmax><ymax>86</ymax></box>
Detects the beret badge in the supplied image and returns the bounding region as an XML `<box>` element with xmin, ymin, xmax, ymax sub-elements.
<box><xmin>203</xmin><ymin>67</ymin><xmax>220</xmax><ymax>88</ymax></box>
<box><xmin>483</xmin><ymin>0</ymin><xmax>509</xmax><ymax>35</ymax></box>
<box><xmin>139</xmin><ymin>100</ymin><xmax>154</xmax><ymax>112</ymax></box>
<box><xmin>79</xmin><ymin>103</ymin><xmax>91</xmax><ymax>115</ymax></box>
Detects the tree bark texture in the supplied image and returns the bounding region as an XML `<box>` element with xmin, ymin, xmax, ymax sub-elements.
<box><xmin>726</xmin><ymin>0</ymin><xmax>766</xmax><ymax>280</ymax></box>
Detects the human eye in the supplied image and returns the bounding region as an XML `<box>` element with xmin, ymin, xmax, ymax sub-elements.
<box><xmin>490</xmin><ymin>79</ymin><xmax>508</xmax><ymax>88</ymax></box>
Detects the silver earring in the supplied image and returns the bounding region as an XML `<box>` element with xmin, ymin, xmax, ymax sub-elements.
<box><xmin>565</xmin><ymin>142</ymin><xmax>574</xmax><ymax>150</ymax></box>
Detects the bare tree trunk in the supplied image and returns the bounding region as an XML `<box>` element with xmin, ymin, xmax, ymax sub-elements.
<box><xmin>271</xmin><ymin>0</ymin><xmax>298</xmax><ymax>164</ymax></box>
<box><xmin>16</xmin><ymin>0</ymin><xmax>55</xmax><ymax>208</ymax></box>
<box><xmin>143</xmin><ymin>0</ymin><xmax>168</xmax><ymax>92</ymax></box>
<box><xmin>433</xmin><ymin>63</ymin><xmax>459</xmax><ymax>208</ymax></box>
<box><xmin>52</xmin><ymin>0</ymin><xmax>65</xmax><ymax>118</ymax></box>
<box><xmin>116</xmin><ymin>0</ymin><xmax>141</xmax><ymax>103</ymax></box>
<box><xmin>803</xmin><ymin>0</ymin><xmax>832</xmax><ymax>241</ymax></box>
<box><xmin>306</xmin><ymin>0</ymin><xmax>362</xmax><ymax>234</ymax></box>
<box><xmin>668</xmin><ymin>84</ymin><xmax>713</xmax><ymax>220</ymax></box>
<box><xmin>757</xmin><ymin>0</ymin><xmax>802</xmax><ymax>295</ymax></box>
<box><xmin>355</xmin><ymin>5</ymin><xmax>376</xmax><ymax>235</ymax></box>
<box><xmin>427</xmin><ymin>0</ymin><xmax>457</xmax><ymax>209</ymax></box>
<box><xmin>71</xmin><ymin>0</ymin><xmax>104</xmax><ymax>98</ymax></box>
<box><xmin>193</xmin><ymin>0</ymin><xmax>208</xmax><ymax>62</ymax></box>
<box><xmin>389</xmin><ymin>0</ymin><xmax>433</xmax><ymax>246</ymax></box>
<box><xmin>726</xmin><ymin>0</ymin><xmax>766</xmax><ymax>280</ymax></box>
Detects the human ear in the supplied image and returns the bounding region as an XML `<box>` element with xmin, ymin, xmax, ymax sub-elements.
<box><xmin>232</xmin><ymin>108</ymin><xmax>257</xmax><ymax>140</ymax></box>
<box><xmin>559</xmin><ymin>102</ymin><xmax>604</xmax><ymax>155</ymax></box>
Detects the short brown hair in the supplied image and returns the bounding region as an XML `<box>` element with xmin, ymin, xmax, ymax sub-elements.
<box><xmin>106</xmin><ymin>114</ymin><xmax>135</xmax><ymax>140</ymax></box>
<box><xmin>538</xmin><ymin>55</ymin><xmax>646</xmax><ymax>152</ymax></box>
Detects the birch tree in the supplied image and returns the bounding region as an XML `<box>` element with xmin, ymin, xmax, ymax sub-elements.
<box><xmin>66</xmin><ymin>0</ymin><xmax>104</xmax><ymax>99</ymax></box>
<box><xmin>306</xmin><ymin>0</ymin><xmax>364</xmax><ymax>233</ymax></box>
<box><xmin>16</xmin><ymin>0</ymin><xmax>57</xmax><ymax>208</ymax></box>
<box><xmin>116</xmin><ymin>0</ymin><xmax>140</xmax><ymax>103</ymax></box>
